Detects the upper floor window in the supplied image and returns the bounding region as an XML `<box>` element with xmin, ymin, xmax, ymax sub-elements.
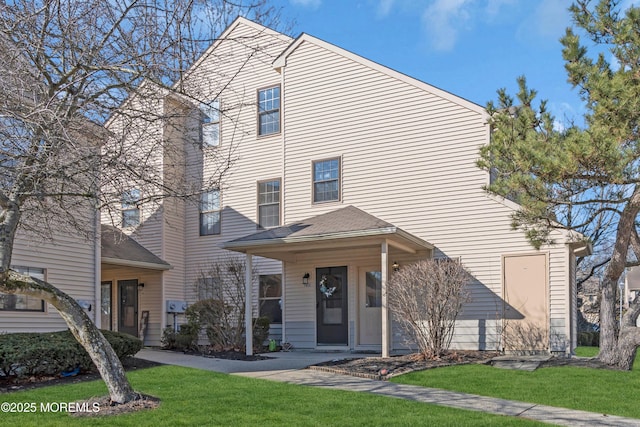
<box><xmin>258</xmin><ymin>86</ymin><xmax>280</xmax><ymax>136</ymax></box>
<box><xmin>0</xmin><ymin>266</ymin><xmax>45</xmax><ymax>311</ymax></box>
<box><xmin>258</xmin><ymin>179</ymin><xmax>280</xmax><ymax>228</ymax></box>
<box><xmin>122</xmin><ymin>188</ymin><xmax>141</xmax><ymax>228</ymax></box>
<box><xmin>313</xmin><ymin>158</ymin><xmax>340</xmax><ymax>203</ymax></box>
<box><xmin>200</xmin><ymin>189</ymin><xmax>221</xmax><ymax>235</ymax></box>
<box><xmin>200</xmin><ymin>100</ymin><xmax>220</xmax><ymax>147</ymax></box>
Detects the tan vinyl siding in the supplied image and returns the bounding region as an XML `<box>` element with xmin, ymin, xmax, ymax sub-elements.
<box><xmin>180</xmin><ymin>21</ymin><xmax>291</xmax><ymax>304</ymax></box>
<box><xmin>1</xmin><ymin>230</ymin><xmax>96</xmax><ymax>333</ymax></box>
<box><xmin>279</xmin><ymin>39</ymin><xmax>571</xmax><ymax>350</ymax></box>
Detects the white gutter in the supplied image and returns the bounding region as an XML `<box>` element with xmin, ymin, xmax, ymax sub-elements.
<box><xmin>223</xmin><ymin>227</ymin><xmax>433</xmax><ymax>251</ymax></box>
<box><xmin>101</xmin><ymin>257</ymin><xmax>173</xmax><ymax>271</ymax></box>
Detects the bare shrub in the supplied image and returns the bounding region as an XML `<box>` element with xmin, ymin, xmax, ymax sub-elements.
<box><xmin>193</xmin><ymin>257</ymin><xmax>258</xmax><ymax>350</ymax></box>
<box><xmin>388</xmin><ymin>259</ymin><xmax>472</xmax><ymax>359</ymax></box>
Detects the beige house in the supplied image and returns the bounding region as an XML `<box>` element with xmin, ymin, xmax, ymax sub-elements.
<box><xmin>2</xmin><ymin>17</ymin><xmax>590</xmax><ymax>356</ymax></box>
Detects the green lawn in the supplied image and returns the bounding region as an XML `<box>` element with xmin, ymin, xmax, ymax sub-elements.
<box><xmin>392</xmin><ymin>347</ymin><xmax>640</xmax><ymax>419</ymax></box>
<box><xmin>0</xmin><ymin>365</ymin><xmax>544</xmax><ymax>426</ymax></box>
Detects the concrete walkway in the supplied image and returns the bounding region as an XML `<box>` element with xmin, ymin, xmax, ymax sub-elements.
<box><xmin>136</xmin><ymin>348</ymin><xmax>640</xmax><ymax>427</ymax></box>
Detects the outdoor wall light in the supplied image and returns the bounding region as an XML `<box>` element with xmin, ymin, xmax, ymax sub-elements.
<box><xmin>392</xmin><ymin>261</ymin><xmax>400</xmax><ymax>272</ymax></box>
<box><xmin>302</xmin><ymin>272</ymin><xmax>310</xmax><ymax>286</ymax></box>
<box><xmin>138</xmin><ymin>282</ymin><xmax>145</xmax><ymax>288</ymax></box>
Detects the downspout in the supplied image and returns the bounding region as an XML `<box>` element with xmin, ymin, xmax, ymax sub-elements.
<box><xmin>280</xmin><ymin>64</ymin><xmax>287</xmax><ymax>344</ymax></box>
<box><xmin>94</xmin><ymin>204</ymin><xmax>101</xmax><ymax>328</ymax></box>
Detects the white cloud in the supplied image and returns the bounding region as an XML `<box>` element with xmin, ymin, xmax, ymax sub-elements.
<box><xmin>290</xmin><ymin>0</ymin><xmax>321</xmax><ymax>9</ymax></box>
<box><xmin>377</xmin><ymin>0</ymin><xmax>395</xmax><ymax>17</ymax></box>
<box><xmin>485</xmin><ymin>0</ymin><xmax>514</xmax><ymax>18</ymax></box>
<box><xmin>422</xmin><ymin>0</ymin><xmax>474</xmax><ymax>51</ymax></box>
<box><xmin>517</xmin><ymin>0</ymin><xmax>571</xmax><ymax>42</ymax></box>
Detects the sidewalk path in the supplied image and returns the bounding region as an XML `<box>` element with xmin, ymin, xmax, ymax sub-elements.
<box><xmin>137</xmin><ymin>349</ymin><xmax>640</xmax><ymax>427</ymax></box>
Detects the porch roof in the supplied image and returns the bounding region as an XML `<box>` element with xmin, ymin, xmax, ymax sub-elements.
<box><xmin>223</xmin><ymin>205</ymin><xmax>433</xmax><ymax>260</ymax></box>
<box><xmin>101</xmin><ymin>225</ymin><xmax>172</xmax><ymax>271</ymax></box>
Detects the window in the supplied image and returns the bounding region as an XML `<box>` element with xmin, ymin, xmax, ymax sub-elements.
<box><xmin>122</xmin><ymin>188</ymin><xmax>141</xmax><ymax>228</ymax></box>
<box><xmin>258</xmin><ymin>179</ymin><xmax>280</xmax><ymax>228</ymax></box>
<box><xmin>195</xmin><ymin>276</ymin><xmax>222</xmax><ymax>300</ymax></box>
<box><xmin>313</xmin><ymin>158</ymin><xmax>340</xmax><ymax>203</ymax></box>
<box><xmin>259</xmin><ymin>274</ymin><xmax>282</xmax><ymax>324</ymax></box>
<box><xmin>0</xmin><ymin>266</ymin><xmax>45</xmax><ymax>311</ymax></box>
<box><xmin>200</xmin><ymin>189</ymin><xmax>221</xmax><ymax>235</ymax></box>
<box><xmin>200</xmin><ymin>100</ymin><xmax>220</xmax><ymax>147</ymax></box>
<box><xmin>258</xmin><ymin>86</ymin><xmax>280</xmax><ymax>136</ymax></box>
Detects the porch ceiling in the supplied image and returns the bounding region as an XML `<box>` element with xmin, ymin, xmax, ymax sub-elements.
<box><xmin>223</xmin><ymin>205</ymin><xmax>433</xmax><ymax>262</ymax></box>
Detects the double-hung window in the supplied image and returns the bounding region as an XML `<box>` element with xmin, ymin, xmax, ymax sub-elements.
<box><xmin>0</xmin><ymin>266</ymin><xmax>45</xmax><ymax>311</ymax></box>
<box><xmin>258</xmin><ymin>179</ymin><xmax>280</xmax><ymax>228</ymax></box>
<box><xmin>313</xmin><ymin>158</ymin><xmax>340</xmax><ymax>203</ymax></box>
<box><xmin>258</xmin><ymin>86</ymin><xmax>280</xmax><ymax>136</ymax></box>
<box><xmin>200</xmin><ymin>100</ymin><xmax>220</xmax><ymax>147</ymax></box>
<box><xmin>259</xmin><ymin>274</ymin><xmax>282</xmax><ymax>324</ymax></box>
<box><xmin>122</xmin><ymin>188</ymin><xmax>141</xmax><ymax>228</ymax></box>
<box><xmin>200</xmin><ymin>189</ymin><xmax>221</xmax><ymax>235</ymax></box>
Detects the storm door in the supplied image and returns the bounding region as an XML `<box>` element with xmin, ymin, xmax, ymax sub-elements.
<box><xmin>118</xmin><ymin>279</ymin><xmax>138</xmax><ymax>337</ymax></box>
<box><xmin>316</xmin><ymin>266</ymin><xmax>348</xmax><ymax>345</ymax></box>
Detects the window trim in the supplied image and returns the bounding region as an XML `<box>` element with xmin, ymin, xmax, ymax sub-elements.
<box><xmin>199</xmin><ymin>188</ymin><xmax>222</xmax><ymax>236</ymax></box>
<box><xmin>257</xmin><ymin>84</ymin><xmax>281</xmax><ymax>137</ymax></box>
<box><xmin>200</xmin><ymin>99</ymin><xmax>221</xmax><ymax>148</ymax></box>
<box><xmin>0</xmin><ymin>266</ymin><xmax>46</xmax><ymax>312</ymax></box>
<box><xmin>312</xmin><ymin>157</ymin><xmax>342</xmax><ymax>204</ymax></box>
<box><xmin>257</xmin><ymin>178</ymin><xmax>281</xmax><ymax>229</ymax></box>
<box><xmin>121</xmin><ymin>188</ymin><xmax>141</xmax><ymax>228</ymax></box>
<box><xmin>258</xmin><ymin>274</ymin><xmax>282</xmax><ymax>324</ymax></box>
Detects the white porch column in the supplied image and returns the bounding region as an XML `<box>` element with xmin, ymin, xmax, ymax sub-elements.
<box><xmin>245</xmin><ymin>253</ymin><xmax>253</xmax><ymax>356</ymax></box>
<box><xmin>381</xmin><ymin>240</ymin><xmax>390</xmax><ymax>358</ymax></box>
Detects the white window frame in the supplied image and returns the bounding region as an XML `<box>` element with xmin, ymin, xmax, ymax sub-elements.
<box><xmin>121</xmin><ymin>188</ymin><xmax>141</xmax><ymax>228</ymax></box>
<box><xmin>257</xmin><ymin>178</ymin><xmax>281</xmax><ymax>228</ymax></box>
<box><xmin>0</xmin><ymin>266</ymin><xmax>45</xmax><ymax>312</ymax></box>
<box><xmin>257</xmin><ymin>85</ymin><xmax>281</xmax><ymax>136</ymax></box>
<box><xmin>259</xmin><ymin>274</ymin><xmax>282</xmax><ymax>324</ymax></box>
<box><xmin>312</xmin><ymin>157</ymin><xmax>341</xmax><ymax>203</ymax></box>
<box><xmin>200</xmin><ymin>99</ymin><xmax>220</xmax><ymax>147</ymax></box>
<box><xmin>200</xmin><ymin>189</ymin><xmax>221</xmax><ymax>236</ymax></box>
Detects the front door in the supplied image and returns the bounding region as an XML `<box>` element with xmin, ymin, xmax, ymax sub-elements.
<box><xmin>118</xmin><ymin>279</ymin><xmax>138</xmax><ymax>337</ymax></box>
<box><xmin>316</xmin><ymin>266</ymin><xmax>348</xmax><ymax>345</ymax></box>
<box><xmin>359</xmin><ymin>268</ymin><xmax>382</xmax><ymax>345</ymax></box>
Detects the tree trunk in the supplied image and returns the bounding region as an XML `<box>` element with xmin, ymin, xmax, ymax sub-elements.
<box><xmin>596</xmin><ymin>187</ymin><xmax>640</xmax><ymax>369</ymax></box>
<box><xmin>611</xmin><ymin>296</ymin><xmax>640</xmax><ymax>370</ymax></box>
<box><xmin>597</xmin><ymin>278</ymin><xmax>619</xmax><ymax>364</ymax></box>
<box><xmin>2</xmin><ymin>271</ymin><xmax>138</xmax><ymax>404</ymax></box>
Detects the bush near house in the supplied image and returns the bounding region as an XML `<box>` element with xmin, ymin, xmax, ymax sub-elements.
<box><xmin>161</xmin><ymin>298</ymin><xmax>271</xmax><ymax>352</ymax></box>
<box><xmin>388</xmin><ymin>258</ymin><xmax>472</xmax><ymax>359</ymax></box>
<box><xmin>0</xmin><ymin>329</ymin><xmax>141</xmax><ymax>378</ymax></box>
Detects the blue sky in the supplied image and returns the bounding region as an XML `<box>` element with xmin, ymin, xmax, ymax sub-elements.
<box><xmin>270</xmin><ymin>0</ymin><xmax>632</xmax><ymax>126</ymax></box>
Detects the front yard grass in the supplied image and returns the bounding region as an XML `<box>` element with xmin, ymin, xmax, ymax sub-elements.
<box><xmin>392</xmin><ymin>346</ymin><xmax>640</xmax><ymax>419</ymax></box>
<box><xmin>0</xmin><ymin>365</ymin><xmax>545</xmax><ymax>426</ymax></box>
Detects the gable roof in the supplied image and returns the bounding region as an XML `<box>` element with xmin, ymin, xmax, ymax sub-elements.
<box><xmin>101</xmin><ymin>225</ymin><xmax>172</xmax><ymax>270</ymax></box>
<box><xmin>224</xmin><ymin>205</ymin><xmax>433</xmax><ymax>255</ymax></box>
<box><xmin>272</xmin><ymin>33</ymin><xmax>487</xmax><ymax>117</ymax></box>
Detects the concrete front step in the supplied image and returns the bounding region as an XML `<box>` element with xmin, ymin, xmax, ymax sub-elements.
<box><xmin>490</xmin><ymin>355</ymin><xmax>553</xmax><ymax>371</ymax></box>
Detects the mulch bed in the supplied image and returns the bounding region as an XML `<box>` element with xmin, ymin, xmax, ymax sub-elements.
<box><xmin>0</xmin><ymin>357</ymin><xmax>161</xmax><ymax>394</ymax></box>
<box><xmin>310</xmin><ymin>350</ymin><xmax>502</xmax><ymax>380</ymax></box>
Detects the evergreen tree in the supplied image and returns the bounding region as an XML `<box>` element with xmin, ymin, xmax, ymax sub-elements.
<box><xmin>479</xmin><ymin>0</ymin><xmax>640</xmax><ymax>369</ymax></box>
